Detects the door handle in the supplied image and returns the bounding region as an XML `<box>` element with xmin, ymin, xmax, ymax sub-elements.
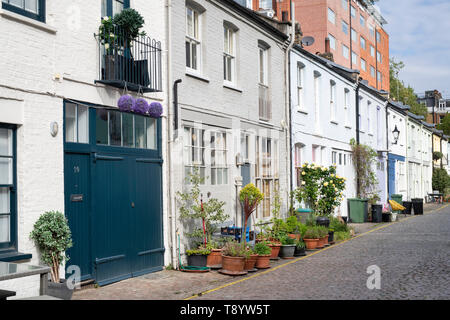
<box><xmin>131</xmin><ymin>202</ymin><xmax>135</xmax><ymax>208</ymax></box>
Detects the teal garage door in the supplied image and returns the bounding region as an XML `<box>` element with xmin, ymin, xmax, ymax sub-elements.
<box><xmin>64</xmin><ymin>102</ymin><xmax>163</xmax><ymax>286</ymax></box>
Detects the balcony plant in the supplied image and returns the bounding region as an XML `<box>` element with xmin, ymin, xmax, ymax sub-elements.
<box><xmin>30</xmin><ymin>211</ymin><xmax>73</xmax><ymax>300</ymax></box>
<box><xmin>254</xmin><ymin>241</ymin><xmax>271</xmax><ymax>269</ymax></box>
<box><xmin>220</xmin><ymin>242</ymin><xmax>249</xmax><ymax>276</ymax></box>
<box><xmin>279</xmin><ymin>235</ymin><xmax>296</xmax><ymax>259</ymax></box>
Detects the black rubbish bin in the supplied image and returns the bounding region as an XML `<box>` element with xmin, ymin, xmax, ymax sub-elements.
<box><xmin>371</xmin><ymin>204</ymin><xmax>383</xmax><ymax>223</ymax></box>
<box><xmin>412</xmin><ymin>198</ymin><xmax>424</xmax><ymax>215</ymax></box>
<box><xmin>403</xmin><ymin>201</ymin><xmax>413</xmax><ymax>215</ymax></box>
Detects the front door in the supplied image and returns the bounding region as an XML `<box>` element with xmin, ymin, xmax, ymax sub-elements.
<box><xmin>64</xmin><ymin>102</ymin><xmax>163</xmax><ymax>285</ymax></box>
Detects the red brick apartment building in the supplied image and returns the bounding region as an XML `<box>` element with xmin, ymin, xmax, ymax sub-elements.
<box><xmin>245</xmin><ymin>0</ymin><xmax>389</xmax><ymax>92</ymax></box>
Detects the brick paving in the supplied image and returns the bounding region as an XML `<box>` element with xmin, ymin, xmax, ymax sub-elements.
<box><xmin>72</xmin><ymin>203</ymin><xmax>449</xmax><ymax>300</ymax></box>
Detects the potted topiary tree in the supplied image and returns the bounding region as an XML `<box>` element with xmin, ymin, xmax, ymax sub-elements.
<box><xmin>254</xmin><ymin>241</ymin><xmax>271</xmax><ymax>269</ymax></box>
<box><xmin>239</xmin><ymin>183</ymin><xmax>263</xmax><ymax>248</ymax></box>
<box><xmin>30</xmin><ymin>211</ymin><xmax>73</xmax><ymax>300</ymax></box>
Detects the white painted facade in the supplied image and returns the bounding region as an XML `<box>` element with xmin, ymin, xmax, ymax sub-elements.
<box><xmin>169</xmin><ymin>0</ymin><xmax>290</xmax><ymax>262</ymax></box>
<box><xmin>0</xmin><ymin>0</ymin><xmax>168</xmax><ymax>298</ymax></box>
<box><xmin>290</xmin><ymin>46</ymin><xmax>357</xmax><ymax>217</ymax></box>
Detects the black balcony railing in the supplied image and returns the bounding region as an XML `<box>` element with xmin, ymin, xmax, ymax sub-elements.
<box><xmin>95</xmin><ymin>24</ymin><xmax>162</xmax><ymax>93</ymax></box>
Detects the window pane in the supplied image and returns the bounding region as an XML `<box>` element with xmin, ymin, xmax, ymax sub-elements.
<box><xmin>77</xmin><ymin>105</ymin><xmax>89</xmax><ymax>144</ymax></box>
<box><xmin>146</xmin><ymin>118</ymin><xmax>157</xmax><ymax>150</ymax></box>
<box><xmin>0</xmin><ymin>215</ymin><xmax>10</xmax><ymax>243</ymax></box>
<box><xmin>65</xmin><ymin>103</ymin><xmax>77</xmax><ymax>143</ymax></box>
<box><xmin>211</xmin><ymin>168</ymin><xmax>216</xmax><ymax>185</ymax></box>
<box><xmin>0</xmin><ymin>129</ymin><xmax>12</xmax><ymax>156</ymax></box>
<box><xmin>0</xmin><ymin>188</ymin><xmax>10</xmax><ymax>213</ymax></box>
<box><xmin>191</xmin><ymin>43</ymin><xmax>197</xmax><ymax>70</ymax></box>
<box><xmin>109</xmin><ymin>111</ymin><xmax>122</xmax><ymax>146</ymax></box>
<box><xmin>135</xmin><ymin>115</ymin><xmax>146</xmax><ymax>149</ymax></box>
<box><xmin>96</xmin><ymin>109</ymin><xmax>109</xmax><ymax>145</ymax></box>
<box><xmin>185</xmin><ymin>41</ymin><xmax>191</xmax><ymax>68</ymax></box>
<box><xmin>122</xmin><ymin>113</ymin><xmax>134</xmax><ymax>148</ymax></box>
<box><xmin>8</xmin><ymin>0</ymin><xmax>24</xmax><ymax>9</ymax></box>
<box><xmin>113</xmin><ymin>0</ymin><xmax>124</xmax><ymax>16</ymax></box>
<box><xmin>24</xmin><ymin>0</ymin><xmax>37</xmax><ymax>13</ymax></box>
<box><xmin>0</xmin><ymin>158</ymin><xmax>12</xmax><ymax>185</ymax></box>
<box><xmin>101</xmin><ymin>0</ymin><xmax>107</xmax><ymax>17</ymax></box>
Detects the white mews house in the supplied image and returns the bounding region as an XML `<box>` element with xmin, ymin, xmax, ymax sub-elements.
<box><xmin>169</xmin><ymin>0</ymin><xmax>290</xmax><ymax>263</ymax></box>
<box><xmin>290</xmin><ymin>45</ymin><xmax>359</xmax><ymax>217</ymax></box>
<box><xmin>357</xmin><ymin>83</ymin><xmax>389</xmax><ymax>203</ymax></box>
<box><xmin>1</xmin><ymin>0</ymin><xmax>167</xmax><ymax>297</ymax></box>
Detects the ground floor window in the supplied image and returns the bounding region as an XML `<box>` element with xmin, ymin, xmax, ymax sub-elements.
<box><xmin>0</xmin><ymin>125</ymin><xmax>15</xmax><ymax>250</ymax></box>
<box><xmin>295</xmin><ymin>143</ymin><xmax>304</xmax><ymax>187</ymax></box>
<box><xmin>183</xmin><ymin>126</ymin><xmax>206</xmax><ymax>184</ymax></box>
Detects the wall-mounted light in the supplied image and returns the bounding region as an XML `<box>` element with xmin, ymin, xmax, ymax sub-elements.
<box><xmin>50</xmin><ymin>122</ymin><xmax>58</xmax><ymax>137</ymax></box>
<box><xmin>392</xmin><ymin>125</ymin><xmax>400</xmax><ymax>144</ymax></box>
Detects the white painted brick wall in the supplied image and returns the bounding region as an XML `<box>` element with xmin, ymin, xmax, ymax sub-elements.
<box><xmin>0</xmin><ymin>0</ymin><xmax>168</xmax><ymax>297</ymax></box>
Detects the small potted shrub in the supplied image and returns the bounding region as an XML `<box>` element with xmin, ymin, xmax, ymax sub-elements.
<box><xmin>244</xmin><ymin>247</ymin><xmax>258</xmax><ymax>272</ymax></box>
<box><xmin>186</xmin><ymin>247</ymin><xmax>211</xmax><ymax>267</ymax></box>
<box><xmin>220</xmin><ymin>242</ymin><xmax>249</xmax><ymax>276</ymax></box>
<box><xmin>279</xmin><ymin>235</ymin><xmax>296</xmax><ymax>259</ymax></box>
<box><xmin>30</xmin><ymin>211</ymin><xmax>73</xmax><ymax>300</ymax></box>
<box><xmin>303</xmin><ymin>227</ymin><xmax>319</xmax><ymax>250</ymax></box>
<box><xmin>294</xmin><ymin>240</ymin><xmax>306</xmax><ymax>256</ymax></box>
<box><xmin>254</xmin><ymin>241</ymin><xmax>271</xmax><ymax>269</ymax></box>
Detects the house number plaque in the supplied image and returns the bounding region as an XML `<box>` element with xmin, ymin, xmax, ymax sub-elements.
<box><xmin>71</xmin><ymin>194</ymin><xmax>84</xmax><ymax>202</ymax></box>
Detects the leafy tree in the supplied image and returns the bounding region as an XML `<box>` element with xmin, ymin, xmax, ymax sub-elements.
<box><xmin>432</xmin><ymin>168</ymin><xmax>450</xmax><ymax>194</ymax></box>
<box><xmin>390</xmin><ymin>58</ymin><xmax>427</xmax><ymax>118</ymax></box>
<box><xmin>437</xmin><ymin>114</ymin><xmax>450</xmax><ymax>136</ymax></box>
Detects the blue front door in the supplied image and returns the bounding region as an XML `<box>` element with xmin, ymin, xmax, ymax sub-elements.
<box><xmin>64</xmin><ymin>102</ymin><xmax>163</xmax><ymax>285</ymax></box>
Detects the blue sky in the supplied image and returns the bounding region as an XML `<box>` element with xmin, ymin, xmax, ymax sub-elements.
<box><xmin>378</xmin><ymin>0</ymin><xmax>450</xmax><ymax>98</ymax></box>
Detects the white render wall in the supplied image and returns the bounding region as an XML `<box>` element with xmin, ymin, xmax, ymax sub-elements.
<box><xmin>290</xmin><ymin>48</ymin><xmax>357</xmax><ymax>217</ymax></box>
<box><xmin>170</xmin><ymin>0</ymin><xmax>289</xmax><ymax>258</ymax></box>
<box><xmin>0</xmin><ymin>0</ymin><xmax>168</xmax><ymax>298</ymax></box>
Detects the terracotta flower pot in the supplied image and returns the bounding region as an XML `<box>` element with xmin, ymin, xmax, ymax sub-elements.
<box><xmin>316</xmin><ymin>237</ymin><xmax>325</xmax><ymax>249</ymax></box>
<box><xmin>206</xmin><ymin>249</ymin><xmax>222</xmax><ymax>269</ymax></box>
<box><xmin>268</xmin><ymin>243</ymin><xmax>282</xmax><ymax>260</ymax></box>
<box><xmin>322</xmin><ymin>235</ymin><xmax>329</xmax><ymax>246</ymax></box>
<box><xmin>221</xmin><ymin>255</ymin><xmax>246</xmax><ymax>273</ymax></box>
<box><xmin>244</xmin><ymin>254</ymin><xmax>258</xmax><ymax>271</ymax></box>
<box><xmin>288</xmin><ymin>234</ymin><xmax>301</xmax><ymax>241</ymax></box>
<box><xmin>304</xmin><ymin>238</ymin><xmax>319</xmax><ymax>250</ymax></box>
<box><xmin>255</xmin><ymin>254</ymin><xmax>271</xmax><ymax>269</ymax></box>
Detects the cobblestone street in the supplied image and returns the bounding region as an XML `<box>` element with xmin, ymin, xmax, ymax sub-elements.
<box><xmin>73</xmin><ymin>204</ymin><xmax>450</xmax><ymax>300</ymax></box>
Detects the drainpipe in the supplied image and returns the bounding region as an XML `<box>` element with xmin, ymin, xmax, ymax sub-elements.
<box><xmin>355</xmin><ymin>78</ymin><xmax>361</xmax><ymax>197</ymax></box>
<box><xmin>405</xmin><ymin>117</ymin><xmax>410</xmax><ymax>200</ymax></box>
<box><xmin>385</xmin><ymin>103</ymin><xmax>390</xmax><ymax>199</ymax></box>
<box><xmin>173</xmin><ymin>79</ymin><xmax>182</xmax><ymax>133</ymax></box>
<box><xmin>165</xmin><ymin>0</ymin><xmax>177</xmax><ymax>269</ymax></box>
<box><xmin>285</xmin><ymin>0</ymin><xmax>295</xmax><ymax>217</ymax></box>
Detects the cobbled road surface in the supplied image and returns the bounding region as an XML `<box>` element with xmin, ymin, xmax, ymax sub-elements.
<box><xmin>193</xmin><ymin>206</ymin><xmax>450</xmax><ymax>300</ymax></box>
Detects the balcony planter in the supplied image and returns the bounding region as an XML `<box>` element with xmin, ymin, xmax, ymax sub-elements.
<box><xmin>206</xmin><ymin>249</ymin><xmax>222</xmax><ymax>269</ymax></box>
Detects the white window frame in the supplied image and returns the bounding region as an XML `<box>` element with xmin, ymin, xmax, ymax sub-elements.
<box><xmin>342</xmin><ymin>44</ymin><xmax>349</xmax><ymax>59</ymax></box>
<box><xmin>330</xmin><ymin>81</ymin><xmax>337</xmax><ymax>122</ymax></box>
<box><xmin>210</xmin><ymin>130</ymin><xmax>228</xmax><ymax>185</ymax></box>
<box><xmin>183</xmin><ymin>126</ymin><xmax>206</xmax><ymax>184</ymax></box>
<box><xmin>328</xmin><ymin>8</ymin><xmax>336</xmax><ymax>24</ymax></box>
<box><xmin>223</xmin><ymin>26</ymin><xmax>236</xmax><ymax>85</ymax></box>
<box><xmin>296</xmin><ymin>63</ymin><xmax>305</xmax><ymax>111</ymax></box>
<box><xmin>328</xmin><ymin>33</ymin><xmax>336</xmax><ymax>50</ymax></box>
<box><xmin>186</xmin><ymin>6</ymin><xmax>201</xmax><ymax>73</ymax></box>
<box><xmin>361</xmin><ymin>58</ymin><xmax>366</xmax><ymax>71</ymax></box>
<box><xmin>344</xmin><ymin>88</ymin><xmax>351</xmax><ymax>126</ymax></box>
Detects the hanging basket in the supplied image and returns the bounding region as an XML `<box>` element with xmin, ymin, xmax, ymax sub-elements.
<box><xmin>117</xmin><ymin>95</ymin><xmax>135</xmax><ymax>112</ymax></box>
<box><xmin>133</xmin><ymin>98</ymin><xmax>148</xmax><ymax>115</ymax></box>
<box><xmin>148</xmin><ymin>102</ymin><xmax>163</xmax><ymax>118</ymax></box>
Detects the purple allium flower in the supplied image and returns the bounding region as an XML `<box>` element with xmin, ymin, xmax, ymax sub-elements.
<box><xmin>148</xmin><ymin>102</ymin><xmax>163</xmax><ymax>118</ymax></box>
<box><xmin>133</xmin><ymin>98</ymin><xmax>149</xmax><ymax>114</ymax></box>
<box><xmin>117</xmin><ymin>95</ymin><xmax>135</xmax><ymax>112</ymax></box>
